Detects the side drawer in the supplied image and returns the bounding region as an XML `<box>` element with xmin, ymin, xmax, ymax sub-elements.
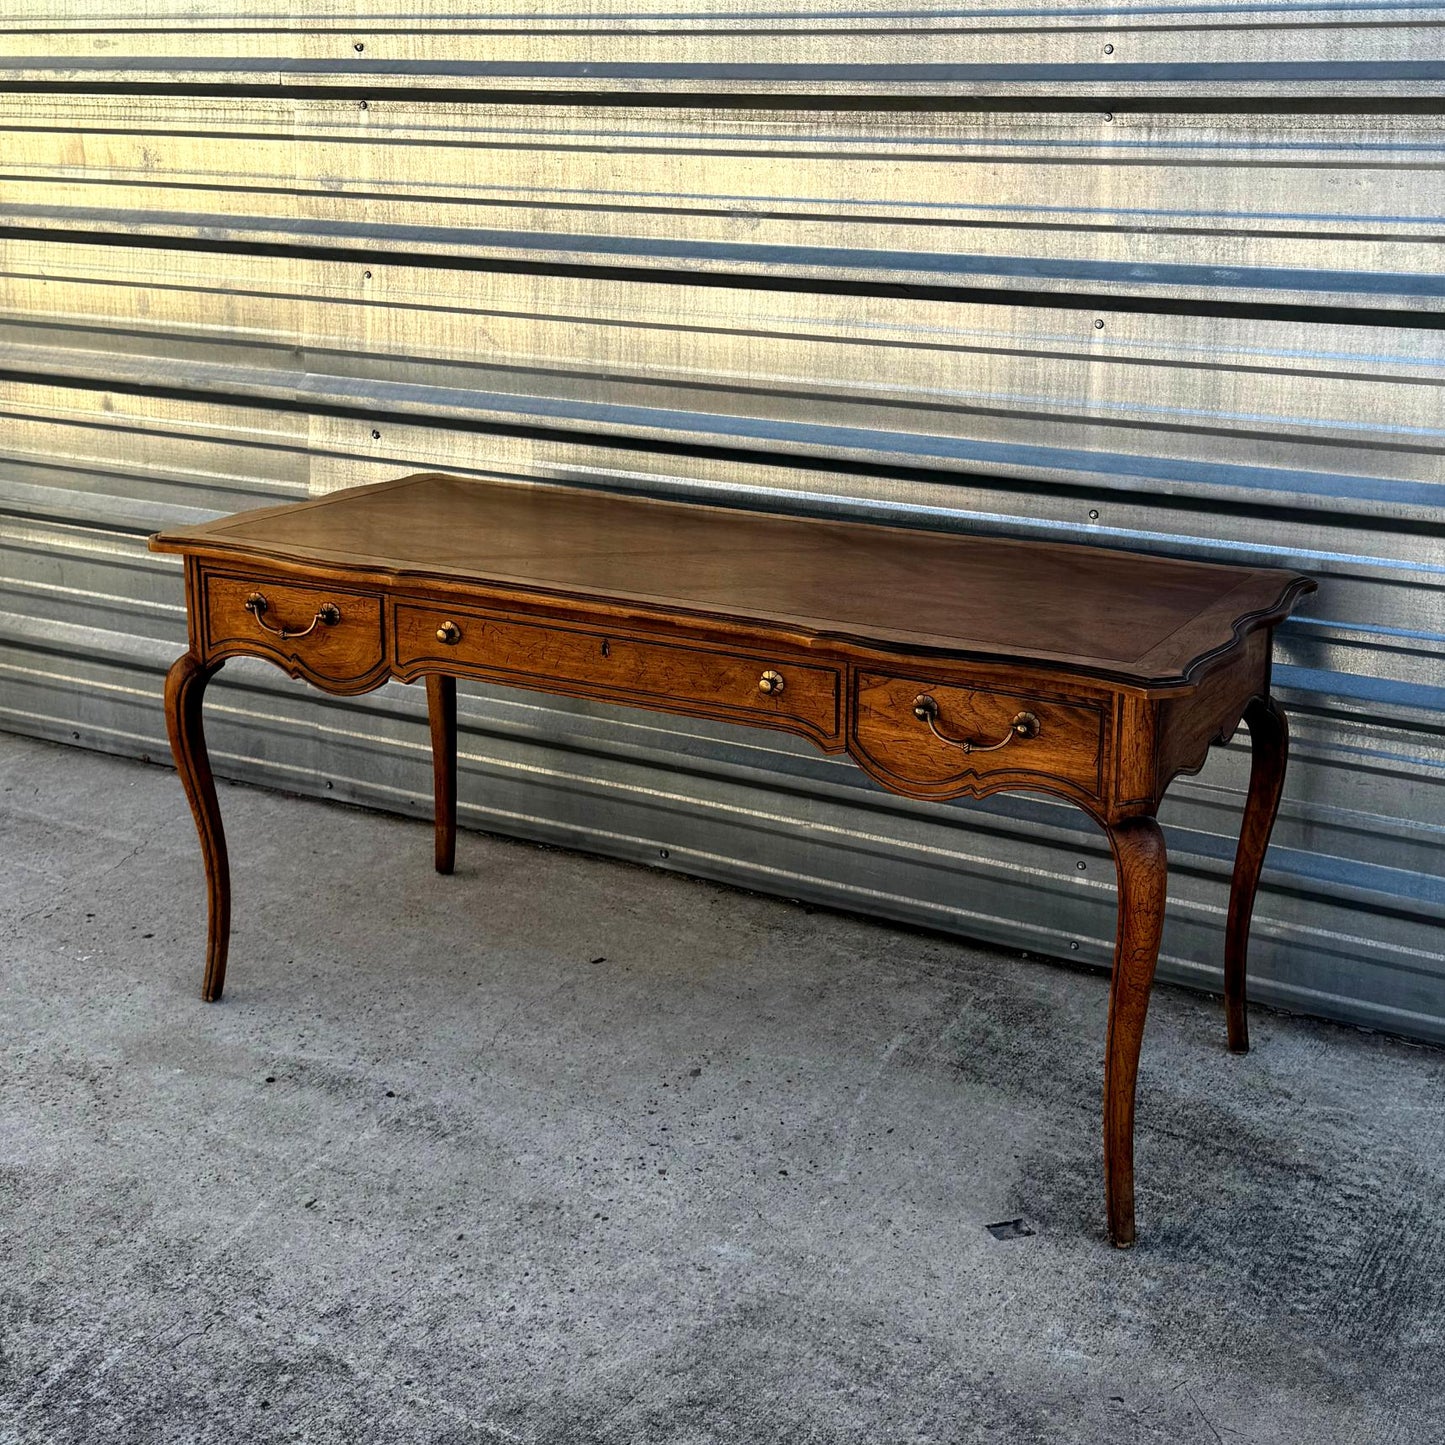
<box><xmin>852</xmin><ymin>671</ymin><xmax>1105</xmax><ymax>799</ymax></box>
<box><xmin>203</xmin><ymin>572</ymin><xmax>389</xmax><ymax>691</ymax></box>
<box><xmin>395</xmin><ymin>602</ymin><xmax>841</xmax><ymax>744</ymax></box>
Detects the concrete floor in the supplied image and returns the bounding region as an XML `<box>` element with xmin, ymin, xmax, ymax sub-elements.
<box><xmin>2</xmin><ymin>731</ymin><xmax>1443</xmax><ymax>1445</ymax></box>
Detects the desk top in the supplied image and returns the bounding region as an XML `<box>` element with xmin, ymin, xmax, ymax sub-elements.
<box><xmin>151</xmin><ymin>472</ymin><xmax>1313</xmax><ymax>689</ymax></box>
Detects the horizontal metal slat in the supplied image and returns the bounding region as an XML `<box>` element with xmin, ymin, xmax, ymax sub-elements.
<box><xmin>4</xmin><ymin>100</ymin><xmax>1443</xmax><ymax>308</ymax></box>
<box><xmin>2</xmin><ymin>241</ymin><xmax>1441</xmax><ymax>507</ymax></box>
<box><xmin>10</xmin><ymin>336</ymin><xmax>1445</xmax><ymax>535</ymax></box>
<box><xmin>2</xmin><ymin>4</ymin><xmax>1443</xmax><ymax>95</ymax></box>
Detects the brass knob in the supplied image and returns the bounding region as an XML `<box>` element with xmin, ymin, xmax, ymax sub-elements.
<box><xmin>436</xmin><ymin>620</ymin><xmax>461</xmax><ymax>646</ymax></box>
<box><xmin>758</xmin><ymin>669</ymin><xmax>785</xmax><ymax>696</ymax></box>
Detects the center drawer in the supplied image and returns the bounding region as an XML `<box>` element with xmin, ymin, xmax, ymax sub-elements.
<box><xmin>394</xmin><ymin>602</ymin><xmax>841</xmax><ymax>743</ymax></box>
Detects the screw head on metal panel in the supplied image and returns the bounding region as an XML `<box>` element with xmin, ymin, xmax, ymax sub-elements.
<box><xmin>354</xmin><ymin>42</ymin><xmax>365</xmax><ymax>52</ymax></box>
<box><xmin>1094</xmin><ymin>319</ymin><xmax>1105</xmax><ymax>329</ymax></box>
<box><xmin>1089</xmin><ymin>510</ymin><xmax>1100</xmax><ymax>520</ymax></box>
<box><xmin>371</xmin><ymin>429</ymin><xmax>381</xmax><ymax>440</ymax></box>
<box><xmin>1104</xmin><ymin>44</ymin><xmax>1114</xmax><ymax>54</ymax></box>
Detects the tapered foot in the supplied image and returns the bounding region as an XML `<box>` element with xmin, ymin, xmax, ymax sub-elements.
<box><xmin>1103</xmin><ymin>816</ymin><xmax>1168</xmax><ymax>1247</ymax></box>
<box><xmin>165</xmin><ymin>653</ymin><xmax>230</xmax><ymax>1001</ymax></box>
<box><xmin>1224</xmin><ymin>696</ymin><xmax>1289</xmax><ymax>1054</ymax></box>
<box><xmin>427</xmin><ymin>673</ymin><xmax>457</xmax><ymax>875</ymax></box>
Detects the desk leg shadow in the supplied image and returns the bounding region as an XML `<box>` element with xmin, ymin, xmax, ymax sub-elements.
<box><xmin>165</xmin><ymin>653</ymin><xmax>230</xmax><ymax>1002</ymax></box>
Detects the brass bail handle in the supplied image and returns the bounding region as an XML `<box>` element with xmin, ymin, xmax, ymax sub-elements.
<box><xmin>912</xmin><ymin>695</ymin><xmax>1040</xmax><ymax>754</ymax></box>
<box><xmin>245</xmin><ymin>592</ymin><xmax>341</xmax><ymax>641</ymax></box>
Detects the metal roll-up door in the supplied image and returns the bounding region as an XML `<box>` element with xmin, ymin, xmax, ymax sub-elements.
<box><xmin>1</xmin><ymin>4</ymin><xmax>1441</xmax><ymax>1039</ymax></box>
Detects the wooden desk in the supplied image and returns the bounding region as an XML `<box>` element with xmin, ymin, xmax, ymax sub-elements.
<box><xmin>151</xmin><ymin>472</ymin><xmax>1315</xmax><ymax>1245</ymax></box>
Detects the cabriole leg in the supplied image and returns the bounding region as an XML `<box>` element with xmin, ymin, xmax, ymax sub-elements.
<box><xmin>1224</xmin><ymin>695</ymin><xmax>1289</xmax><ymax>1054</ymax></box>
<box><xmin>164</xmin><ymin>653</ymin><xmax>230</xmax><ymax>1002</ymax></box>
<box><xmin>427</xmin><ymin>673</ymin><xmax>457</xmax><ymax>875</ymax></box>
<box><xmin>1103</xmin><ymin>815</ymin><xmax>1168</xmax><ymax>1247</ymax></box>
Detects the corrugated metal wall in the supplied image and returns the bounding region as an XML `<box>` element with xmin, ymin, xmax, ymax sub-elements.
<box><xmin>2</xmin><ymin>3</ymin><xmax>1441</xmax><ymax>1039</ymax></box>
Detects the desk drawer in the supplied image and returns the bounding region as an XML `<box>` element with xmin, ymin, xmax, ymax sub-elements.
<box><xmin>396</xmin><ymin>603</ymin><xmax>841</xmax><ymax>742</ymax></box>
<box><xmin>852</xmin><ymin>671</ymin><xmax>1104</xmax><ymax>797</ymax></box>
<box><xmin>203</xmin><ymin>572</ymin><xmax>388</xmax><ymax>690</ymax></box>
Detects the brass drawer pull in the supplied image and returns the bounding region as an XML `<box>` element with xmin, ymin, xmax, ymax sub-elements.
<box><xmin>436</xmin><ymin>620</ymin><xmax>462</xmax><ymax>645</ymax></box>
<box><xmin>244</xmin><ymin>592</ymin><xmax>341</xmax><ymax>640</ymax></box>
<box><xmin>758</xmin><ymin>669</ymin><xmax>785</xmax><ymax>696</ymax></box>
<box><xmin>912</xmin><ymin>695</ymin><xmax>1040</xmax><ymax>754</ymax></box>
